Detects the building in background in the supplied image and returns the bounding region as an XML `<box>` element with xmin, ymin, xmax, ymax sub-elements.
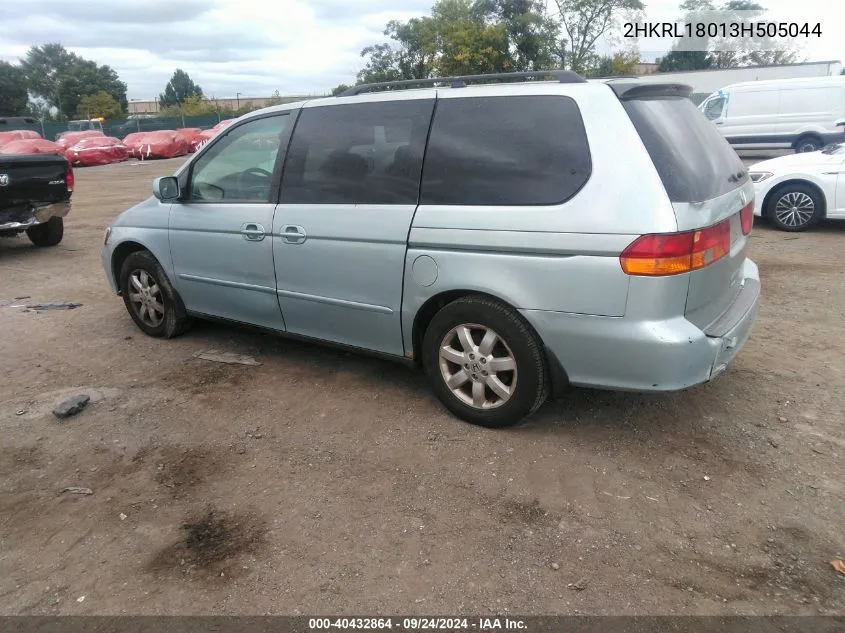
<box><xmin>634</xmin><ymin>62</ymin><xmax>659</xmax><ymax>75</ymax></box>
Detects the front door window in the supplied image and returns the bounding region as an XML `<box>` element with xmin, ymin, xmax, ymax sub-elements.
<box><xmin>189</xmin><ymin>114</ymin><xmax>289</xmax><ymax>202</ymax></box>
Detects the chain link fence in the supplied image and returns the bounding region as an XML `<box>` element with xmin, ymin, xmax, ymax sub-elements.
<box><xmin>14</xmin><ymin>93</ymin><xmax>711</xmax><ymax>140</ymax></box>
<box><xmin>13</xmin><ymin>114</ymin><xmax>229</xmax><ymax>142</ymax></box>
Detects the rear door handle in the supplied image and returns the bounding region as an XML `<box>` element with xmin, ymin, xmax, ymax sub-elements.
<box><xmin>280</xmin><ymin>225</ymin><xmax>307</xmax><ymax>244</ymax></box>
<box><xmin>240</xmin><ymin>223</ymin><xmax>266</xmax><ymax>241</ymax></box>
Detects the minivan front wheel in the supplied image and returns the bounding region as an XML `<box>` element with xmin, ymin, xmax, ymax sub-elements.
<box><xmin>422</xmin><ymin>295</ymin><xmax>547</xmax><ymax>428</ymax></box>
<box><xmin>119</xmin><ymin>250</ymin><xmax>190</xmax><ymax>338</ymax></box>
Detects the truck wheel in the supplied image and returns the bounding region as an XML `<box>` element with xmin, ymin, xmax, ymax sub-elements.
<box><xmin>793</xmin><ymin>135</ymin><xmax>822</xmax><ymax>153</ymax></box>
<box><xmin>119</xmin><ymin>250</ymin><xmax>190</xmax><ymax>338</ymax></box>
<box><xmin>422</xmin><ymin>295</ymin><xmax>548</xmax><ymax>428</ymax></box>
<box><xmin>26</xmin><ymin>217</ymin><xmax>63</xmax><ymax>247</ymax></box>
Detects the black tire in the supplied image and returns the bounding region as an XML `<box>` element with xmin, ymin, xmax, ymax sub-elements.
<box><xmin>119</xmin><ymin>250</ymin><xmax>190</xmax><ymax>338</ymax></box>
<box><xmin>26</xmin><ymin>217</ymin><xmax>63</xmax><ymax>247</ymax></box>
<box><xmin>793</xmin><ymin>135</ymin><xmax>822</xmax><ymax>153</ymax></box>
<box><xmin>765</xmin><ymin>183</ymin><xmax>824</xmax><ymax>232</ymax></box>
<box><xmin>422</xmin><ymin>295</ymin><xmax>548</xmax><ymax>428</ymax></box>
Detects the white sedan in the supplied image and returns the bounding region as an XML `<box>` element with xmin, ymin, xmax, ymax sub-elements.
<box><xmin>748</xmin><ymin>133</ymin><xmax>845</xmax><ymax>232</ymax></box>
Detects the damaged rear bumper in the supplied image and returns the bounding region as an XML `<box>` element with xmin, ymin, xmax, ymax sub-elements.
<box><xmin>0</xmin><ymin>200</ymin><xmax>71</xmax><ymax>232</ymax></box>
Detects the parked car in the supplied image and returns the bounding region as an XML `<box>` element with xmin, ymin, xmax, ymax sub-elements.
<box><xmin>0</xmin><ymin>116</ymin><xmax>40</xmax><ymax>133</ymax></box>
<box><xmin>748</xmin><ymin>140</ymin><xmax>845</xmax><ymax>231</ymax></box>
<box><xmin>102</xmin><ymin>71</ymin><xmax>759</xmax><ymax>428</ymax></box>
<box><xmin>0</xmin><ymin>154</ymin><xmax>73</xmax><ymax>246</ymax></box>
<box><xmin>699</xmin><ymin>75</ymin><xmax>845</xmax><ymax>153</ymax></box>
<box><xmin>66</xmin><ymin>118</ymin><xmax>105</xmax><ymax>134</ymax></box>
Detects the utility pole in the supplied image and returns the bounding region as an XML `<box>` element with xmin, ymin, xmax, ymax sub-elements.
<box><xmin>236</xmin><ymin>92</ymin><xmax>241</xmax><ymax>110</ymax></box>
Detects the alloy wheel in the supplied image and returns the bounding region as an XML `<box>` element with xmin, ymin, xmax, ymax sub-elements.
<box><xmin>438</xmin><ymin>323</ymin><xmax>518</xmax><ymax>410</ymax></box>
<box><xmin>128</xmin><ymin>269</ymin><xmax>165</xmax><ymax>327</ymax></box>
<box><xmin>774</xmin><ymin>191</ymin><xmax>815</xmax><ymax>228</ymax></box>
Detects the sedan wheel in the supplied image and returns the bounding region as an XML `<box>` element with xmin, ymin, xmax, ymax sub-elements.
<box><xmin>438</xmin><ymin>323</ymin><xmax>517</xmax><ymax>410</ymax></box>
<box><xmin>767</xmin><ymin>185</ymin><xmax>823</xmax><ymax>232</ymax></box>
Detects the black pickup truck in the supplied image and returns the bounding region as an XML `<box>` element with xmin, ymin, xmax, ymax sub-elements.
<box><xmin>0</xmin><ymin>154</ymin><xmax>72</xmax><ymax>247</ymax></box>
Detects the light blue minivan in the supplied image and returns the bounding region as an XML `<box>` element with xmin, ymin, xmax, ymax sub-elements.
<box><xmin>102</xmin><ymin>71</ymin><xmax>760</xmax><ymax>428</ymax></box>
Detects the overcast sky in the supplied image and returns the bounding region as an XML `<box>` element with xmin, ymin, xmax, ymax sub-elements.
<box><xmin>0</xmin><ymin>0</ymin><xmax>840</xmax><ymax>100</ymax></box>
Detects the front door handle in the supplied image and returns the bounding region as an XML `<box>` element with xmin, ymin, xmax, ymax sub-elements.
<box><xmin>240</xmin><ymin>223</ymin><xmax>266</xmax><ymax>242</ymax></box>
<box><xmin>280</xmin><ymin>225</ymin><xmax>307</xmax><ymax>244</ymax></box>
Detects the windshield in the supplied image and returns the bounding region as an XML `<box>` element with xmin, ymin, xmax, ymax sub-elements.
<box><xmin>623</xmin><ymin>97</ymin><xmax>748</xmax><ymax>202</ymax></box>
<box><xmin>821</xmin><ymin>142</ymin><xmax>845</xmax><ymax>155</ymax></box>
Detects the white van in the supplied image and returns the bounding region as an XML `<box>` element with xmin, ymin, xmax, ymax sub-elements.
<box><xmin>699</xmin><ymin>76</ymin><xmax>845</xmax><ymax>152</ymax></box>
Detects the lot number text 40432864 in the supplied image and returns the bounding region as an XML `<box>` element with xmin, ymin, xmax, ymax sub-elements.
<box><xmin>308</xmin><ymin>618</ymin><xmax>528</xmax><ymax>630</ymax></box>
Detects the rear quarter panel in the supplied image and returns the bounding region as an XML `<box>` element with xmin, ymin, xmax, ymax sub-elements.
<box><xmin>401</xmin><ymin>83</ymin><xmax>676</xmax><ymax>355</ymax></box>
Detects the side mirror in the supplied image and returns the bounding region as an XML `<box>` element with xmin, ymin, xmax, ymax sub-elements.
<box><xmin>153</xmin><ymin>176</ymin><xmax>180</xmax><ymax>201</ymax></box>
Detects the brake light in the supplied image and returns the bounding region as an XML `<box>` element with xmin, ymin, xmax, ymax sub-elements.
<box><xmin>66</xmin><ymin>164</ymin><xmax>74</xmax><ymax>193</ymax></box>
<box><xmin>620</xmin><ymin>219</ymin><xmax>731</xmax><ymax>276</ymax></box>
<box><xmin>740</xmin><ymin>200</ymin><xmax>753</xmax><ymax>235</ymax></box>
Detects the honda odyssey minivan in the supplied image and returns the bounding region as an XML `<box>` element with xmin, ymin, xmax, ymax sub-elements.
<box><xmin>102</xmin><ymin>71</ymin><xmax>760</xmax><ymax>428</ymax></box>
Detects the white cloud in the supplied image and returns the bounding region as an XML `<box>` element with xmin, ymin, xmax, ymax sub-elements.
<box><xmin>0</xmin><ymin>0</ymin><xmax>839</xmax><ymax>100</ymax></box>
<box><xmin>0</xmin><ymin>0</ymin><xmax>430</xmax><ymax>98</ymax></box>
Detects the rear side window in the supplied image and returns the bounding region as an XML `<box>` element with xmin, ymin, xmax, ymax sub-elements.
<box><xmin>280</xmin><ymin>100</ymin><xmax>434</xmax><ymax>205</ymax></box>
<box><xmin>623</xmin><ymin>97</ymin><xmax>747</xmax><ymax>202</ymax></box>
<box><xmin>420</xmin><ymin>96</ymin><xmax>591</xmax><ymax>206</ymax></box>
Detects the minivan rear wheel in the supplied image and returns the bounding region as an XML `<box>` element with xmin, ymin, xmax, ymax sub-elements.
<box><xmin>766</xmin><ymin>183</ymin><xmax>824</xmax><ymax>232</ymax></box>
<box><xmin>422</xmin><ymin>295</ymin><xmax>547</xmax><ymax>428</ymax></box>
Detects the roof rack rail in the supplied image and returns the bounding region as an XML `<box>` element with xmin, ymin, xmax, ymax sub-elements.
<box><xmin>338</xmin><ymin>70</ymin><xmax>586</xmax><ymax>97</ymax></box>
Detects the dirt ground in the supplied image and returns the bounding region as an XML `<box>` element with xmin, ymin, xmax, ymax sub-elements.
<box><xmin>1</xmin><ymin>157</ymin><xmax>843</xmax><ymax>616</ymax></box>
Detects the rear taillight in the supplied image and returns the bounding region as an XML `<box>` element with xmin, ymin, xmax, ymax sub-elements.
<box><xmin>740</xmin><ymin>200</ymin><xmax>753</xmax><ymax>235</ymax></box>
<box><xmin>620</xmin><ymin>218</ymin><xmax>731</xmax><ymax>276</ymax></box>
<box><xmin>66</xmin><ymin>164</ymin><xmax>74</xmax><ymax>193</ymax></box>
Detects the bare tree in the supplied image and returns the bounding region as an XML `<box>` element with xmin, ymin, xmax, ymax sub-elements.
<box><xmin>553</xmin><ymin>0</ymin><xmax>644</xmax><ymax>74</ymax></box>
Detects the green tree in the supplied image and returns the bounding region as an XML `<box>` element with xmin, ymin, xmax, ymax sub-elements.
<box><xmin>553</xmin><ymin>0</ymin><xmax>644</xmax><ymax>74</ymax></box>
<box><xmin>58</xmin><ymin>59</ymin><xmax>128</xmax><ymax>118</ymax></box>
<box><xmin>658</xmin><ymin>49</ymin><xmax>713</xmax><ymax>71</ymax></box>
<box><xmin>20</xmin><ymin>44</ymin><xmax>73</xmax><ymax>113</ymax></box>
<box><xmin>331</xmin><ymin>84</ymin><xmax>352</xmax><ymax>95</ymax></box>
<box><xmin>159</xmin><ymin>69</ymin><xmax>203</xmax><ymax>108</ymax></box>
<box><xmin>479</xmin><ymin>0</ymin><xmax>560</xmax><ymax>71</ymax></box>
<box><xmin>587</xmin><ymin>50</ymin><xmax>639</xmax><ymax>76</ymax></box>
<box><xmin>76</xmin><ymin>90</ymin><xmax>123</xmax><ymax>119</ymax></box>
<box><xmin>430</xmin><ymin>0</ymin><xmax>510</xmax><ymax>75</ymax></box>
<box><xmin>0</xmin><ymin>61</ymin><xmax>28</xmax><ymax>115</ymax></box>
<box><xmin>266</xmin><ymin>90</ymin><xmax>284</xmax><ymax>106</ymax></box>
<box><xmin>179</xmin><ymin>94</ymin><xmax>215</xmax><ymax>115</ymax></box>
<box><xmin>20</xmin><ymin>44</ymin><xmax>127</xmax><ymax>119</ymax></box>
<box><xmin>356</xmin><ymin>0</ymin><xmax>561</xmax><ymax>85</ymax></box>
